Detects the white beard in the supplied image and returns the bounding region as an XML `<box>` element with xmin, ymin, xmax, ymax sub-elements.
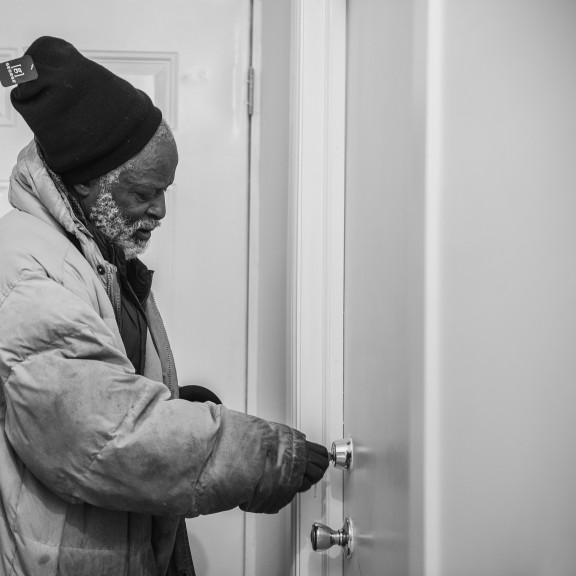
<box><xmin>88</xmin><ymin>182</ymin><xmax>160</xmax><ymax>260</ymax></box>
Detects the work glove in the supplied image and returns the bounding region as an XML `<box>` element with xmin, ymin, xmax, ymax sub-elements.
<box><xmin>178</xmin><ymin>385</ymin><xmax>222</xmax><ymax>405</ymax></box>
<box><xmin>298</xmin><ymin>440</ymin><xmax>330</xmax><ymax>492</ymax></box>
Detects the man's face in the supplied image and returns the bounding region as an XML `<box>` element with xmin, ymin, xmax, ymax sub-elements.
<box><xmin>79</xmin><ymin>138</ymin><xmax>178</xmax><ymax>259</ymax></box>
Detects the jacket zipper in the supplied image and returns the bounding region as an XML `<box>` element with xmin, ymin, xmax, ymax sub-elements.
<box><xmin>105</xmin><ymin>264</ymin><xmax>121</xmax><ymax>322</ymax></box>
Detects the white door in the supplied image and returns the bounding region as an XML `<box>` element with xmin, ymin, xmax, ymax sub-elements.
<box><xmin>0</xmin><ymin>3</ymin><xmax>253</xmax><ymax>575</ymax></box>
<box><xmin>342</xmin><ymin>0</ymin><xmax>417</xmax><ymax>573</ymax></box>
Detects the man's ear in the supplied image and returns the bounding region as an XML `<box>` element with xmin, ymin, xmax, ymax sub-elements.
<box><xmin>72</xmin><ymin>182</ymin><xmax>92</xmax><ymax>199</ymax></box>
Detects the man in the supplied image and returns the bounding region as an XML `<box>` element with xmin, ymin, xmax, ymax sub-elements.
<box><xmin>0</xmin><ymin>37</ymin><xmax>329</xmax><ymax>576</ymax></box>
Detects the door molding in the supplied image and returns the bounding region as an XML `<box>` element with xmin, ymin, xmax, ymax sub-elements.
<box><xmin>287</xmin><ymin>1</ymin><xmax>347</xmax><ymax>575</ymax></box>
<box><xmin>0</xmin><ymin>49</ymin><xmax>18</xmax><ymax>127</ymax></box>
<box><xmin>0</xmin><ymin>180</ymin><xmax>9</xmax><ymax>218</ymax></box>
<box><xmin>84</xmin><ymin>50</ymin><xmax>178</xmax><ymax>129</ymax></box>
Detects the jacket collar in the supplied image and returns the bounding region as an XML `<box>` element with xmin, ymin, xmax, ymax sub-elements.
<box><xmin>9</xmin><ymin>140</ymin><xmax>89</xmax><ymax>241</ymax></box>
<box><xmin>9</xmin><ymin>139</ymin><xmax>153</xmax><ymax>304</ymax></box>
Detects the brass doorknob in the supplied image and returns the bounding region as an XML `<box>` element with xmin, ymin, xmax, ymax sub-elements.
<box><xmin>310</xmin><ymin>518</ymin><xmax>354</xmax><ymax>558</ymax></box>
<box><xmin>329</xmin><ymin>437</ymin><xmax>353</xmax><ymax>470</ymax></box>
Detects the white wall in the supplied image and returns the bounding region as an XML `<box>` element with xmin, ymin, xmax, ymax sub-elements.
<box><xmin>432</xmin><ymin>1</ymin><xmax>576</xmax><ymax>574</ymax></box>
<box><xmin>249</xmin><ymin>0</ymin><xmax>292</xmax><ymax>446</ymax></box>
<box><xmin>246</xmin><ymin>1</ymin><xmax>294</xmax><ymax>574</ymax></box>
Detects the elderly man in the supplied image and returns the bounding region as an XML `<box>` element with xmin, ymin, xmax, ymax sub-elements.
<box><xmin>0</xmin><ymin>37</ymin><xmax>329</xmax><ymax>576</ymax></box>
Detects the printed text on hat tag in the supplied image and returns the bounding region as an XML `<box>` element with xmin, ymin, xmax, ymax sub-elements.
<box><xmin>0</xmin><ymin>55</ymin><xmax>38</xmax><ymax>87</ymax></box>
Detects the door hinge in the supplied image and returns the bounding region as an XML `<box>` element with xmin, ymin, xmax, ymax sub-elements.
<box><xmin>247</xmin><ymin>66</ymin><xmax>255</xmax><ymax>117</ymax></box>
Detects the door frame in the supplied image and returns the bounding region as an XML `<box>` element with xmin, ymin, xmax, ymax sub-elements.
<box><xmin>286</xmin><ymin>1</ymin><xmax>347</xmax><ymax>575</ymax></box>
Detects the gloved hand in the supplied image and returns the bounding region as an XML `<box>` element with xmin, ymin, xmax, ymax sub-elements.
<box><xmin>178</xmin><ymin>385</ymin><xmax>222</xmax><ymax>405</ymax></box>
<box><xmin>298</xmin><ymin>440</ymin><xmax>330</xmax><ymax>492</ymax></box>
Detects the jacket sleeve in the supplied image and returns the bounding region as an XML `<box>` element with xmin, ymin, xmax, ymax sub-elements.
<box><xmin>0</xmin><ymin>270</ymin><xmax>307</xmax><ymax>517</ymax></box>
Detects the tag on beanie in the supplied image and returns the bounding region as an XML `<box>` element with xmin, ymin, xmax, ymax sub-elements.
<box><xmin>0</xmin><ymin>55</ymin><xmax>38</xmax><ymax>87</ymax></box>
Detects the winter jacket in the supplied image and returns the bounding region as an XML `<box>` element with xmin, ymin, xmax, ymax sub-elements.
<box><xmin>0</xmin><ymin>140</ymin><xmax>307</xmax><ymax>576</ymax></box>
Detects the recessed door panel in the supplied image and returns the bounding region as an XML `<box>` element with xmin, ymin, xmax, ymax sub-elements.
<box><xmin>343</xmin><ymin>1</ymin><xmax>415</xmax><ymax>574</ymax></box>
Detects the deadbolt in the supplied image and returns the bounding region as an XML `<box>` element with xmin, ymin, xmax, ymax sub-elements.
<box><xmin>329</xmin><ymin>437</ymin><xmax>353</xmax><ymax>470</ymax></box>
<box><xmin>310</xmin><ymin>517</ymin><xmax>354</xmax><ymax>558</ymax></box>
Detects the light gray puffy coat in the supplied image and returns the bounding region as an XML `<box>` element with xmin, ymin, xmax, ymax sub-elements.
<box><xmin>0</xmin><ymin>141</ymin><xmax>307</xmax><ymax>576</ymax></box>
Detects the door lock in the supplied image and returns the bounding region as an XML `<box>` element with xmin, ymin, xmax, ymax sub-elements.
<box><xmin>310</xmin><ymin>517</ymin><xmax>354</xmax><ymax>558</ymax></box>
<box><xmin>329</xmin><ymin>437</ymin><xmax>353</xmax><ymax>470</ymax></box>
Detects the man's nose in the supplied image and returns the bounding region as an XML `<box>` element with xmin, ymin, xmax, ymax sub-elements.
<box><xmin>147</xmin><ymin>192</ymin><xmax>166</xmax><ymax>220</ymax></box>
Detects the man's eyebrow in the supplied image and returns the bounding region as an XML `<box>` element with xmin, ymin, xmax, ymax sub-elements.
<box><xmin>126</xmin><ymin>177</ymin><xmax>163</xmax><ymax>187</ymax></box>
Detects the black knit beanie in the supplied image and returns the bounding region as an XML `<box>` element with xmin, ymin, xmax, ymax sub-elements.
<box><xmin>10</xmin><ymin>36</ymin><xmax>162</xmax><ymax>184</ymax></box>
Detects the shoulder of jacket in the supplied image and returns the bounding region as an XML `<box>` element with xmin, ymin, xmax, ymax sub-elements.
<box><xmin>0</xmin><ymin>210</ymin><xmax>78</xmax><ymax>290</ymax></box>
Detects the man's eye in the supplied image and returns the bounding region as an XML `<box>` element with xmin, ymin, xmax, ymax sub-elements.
<box><xmin>136</xmin><ymin>186</ymin><xmax>171</xmax><ymax>201</ymax></box>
